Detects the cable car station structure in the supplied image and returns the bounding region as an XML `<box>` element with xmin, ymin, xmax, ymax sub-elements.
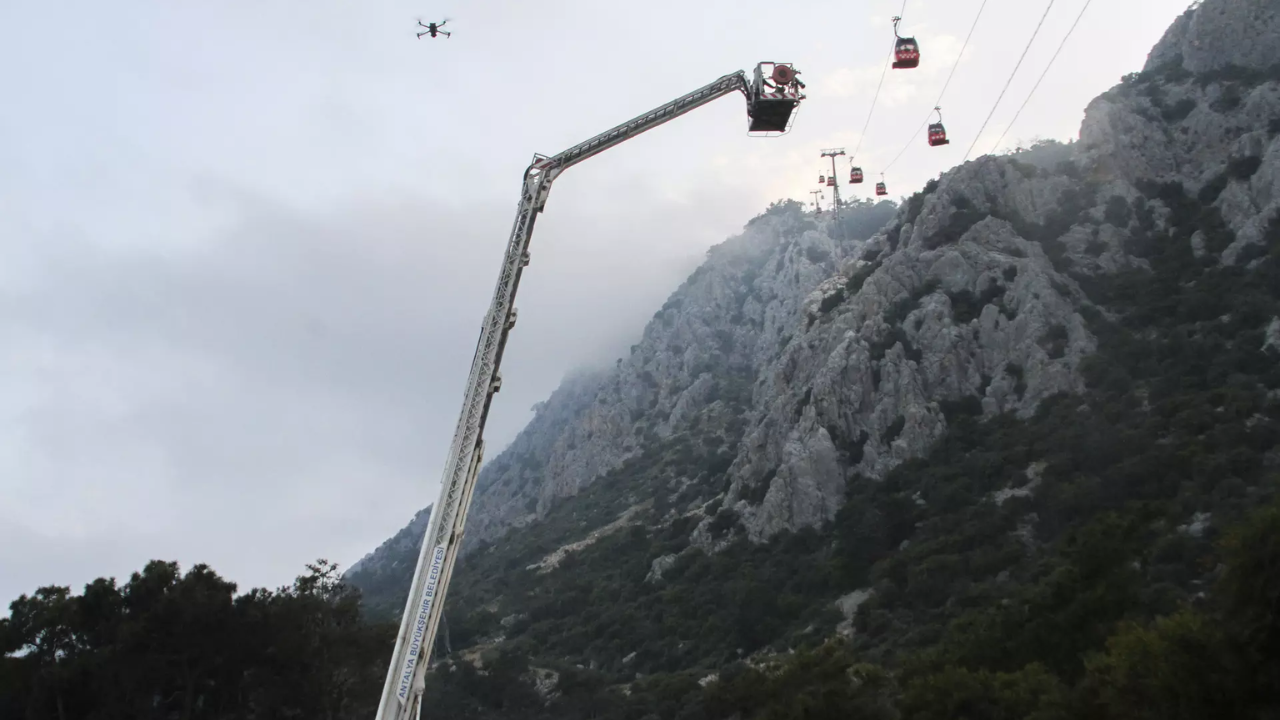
<box><xmin>374</xmin><ymin>61</ymin><xmax>806</xmax><ymax>720</ymax></box>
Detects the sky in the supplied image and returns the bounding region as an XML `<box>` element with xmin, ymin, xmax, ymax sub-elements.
<box><xmin>0</xmin><ymin>0</ymin><xmax>1193</xmax><ymax>605</ymax></box>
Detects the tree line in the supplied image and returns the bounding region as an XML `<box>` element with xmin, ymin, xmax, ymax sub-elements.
<box><xmin>1</xmin><ymin>559</ymin><xmax>393</xmax><ymax>720</ymax></box>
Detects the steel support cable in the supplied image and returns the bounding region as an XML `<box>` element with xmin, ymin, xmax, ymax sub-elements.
<box><xmin>961</xmin><ymin>0</ymin><xmax>1057</xmax><ymax>162</ymax></box>
<box><xmin>880</xmin><ymin>118</ymin><xmax>929</xmax><ymax>175</ymax></box>
<box><xmin>851</xmin><ymin>0</ymin><xmax>910</xmax><ymax>162</ymax></box>
<box><xmin>988</xmin><ymin>0</ymin><xmax>1093</xmax><ymax>154</ymax></box>
<box><xmin>881</xmin><ymin>0</ymin><xmax>990</xmax><ymax>174</ymax></box>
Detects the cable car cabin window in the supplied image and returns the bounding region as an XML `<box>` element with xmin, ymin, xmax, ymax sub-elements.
<box><xmin>849</xmin><ymin>168</ymin><xmax>864</xmax><ymax>183</ymax></box>
<box><xmin>875</xmin><ymin>182</ymin><xmax>888</xmax><ymax>196</ymax></box>
<box><xmin>893</xmin><ymin>38</ymin><xmax>919</xmax><ymax>69</ymax></box>
<box><xmin>927</xmin><ymin>123</ymin><xmax>949</xmax><ymax>146</ymax></box>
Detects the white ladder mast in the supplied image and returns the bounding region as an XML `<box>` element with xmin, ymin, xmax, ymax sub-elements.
<box><xmin>374</xmin><ymin>62</ymin><xmax>806</xmax><ymax>720</ymax></box>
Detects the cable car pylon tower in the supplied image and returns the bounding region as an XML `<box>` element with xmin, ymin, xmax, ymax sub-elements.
<box><xmin>373</xmin><ymin>61</ymin><xmax>806</xmax><ymax>720</ymax></box>
<box><xmin>820</xmin><ymin>147</ymin><xmax>846</xmax><ymax>222</ymax></box>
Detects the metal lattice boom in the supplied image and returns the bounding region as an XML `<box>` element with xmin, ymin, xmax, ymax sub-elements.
<box><xmin>373</xmin><ymin>62</ymin><xmax>805</xmax><ymax>720</ymax></box>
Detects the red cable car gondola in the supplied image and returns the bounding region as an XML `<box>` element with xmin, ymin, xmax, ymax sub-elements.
<box><xmin>826</xmin><ymin>175</ymin><xmax>836</xmax><ymax>187</ymax></box>
<box><xmin>849</xmin><ymin>166</ymin><xmax>864</xmax><ymax>184</ymax></box>
<box><xmin>875</xmin><ymin>175</ymin><xmax>888</xmax><ymax>196</ymax></box>
<box><xmin>927</xmin><ymin>106</ymin><xmax>949</xmax><ymax>146</ymax></box>
<box><xmin>891</xmin><ymin>16</ymin><xmax>920</xmax><ymax>70</ymax></box>
<box><xmin>819</xmin><ymin>174</ymin><xmax>826</xmax><ymax>185</ymax></box>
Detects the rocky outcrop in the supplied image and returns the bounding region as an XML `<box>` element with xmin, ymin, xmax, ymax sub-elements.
<box><xmin>460</xmin><ymin>367</ymin><xmax>613</xmax><ymax>546</ymax></box>
<box><xmin>456</xmin><ymin>200</ymin><xmax>898</xmax><ymax>552</ymax></box>
<box><xmin>723</xmin><ymin>167</ymin><xmax>1100</xmax><ymax>540</ymax></box>
<box><xmin>1145</xmin><ymin>0</ymin><xmax>1280</xmax><ymax>76</ymax></box>
<box><xmin>1080</xmin><ymin>0</ymin><xmax>1280</xmax><ymax>267</ymax></box>
<box><xmin>835</xmin><ymin>589</ymin><xmax>874</xmax><ymax>638</ymax></box>
<box><xmin>645</xmin><ymin>554</ymin><xmax>679</xmax><ymax>583</ymax></box>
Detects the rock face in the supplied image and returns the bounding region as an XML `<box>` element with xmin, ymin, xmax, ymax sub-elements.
<box><xmin>457</xmin><ymin>200</ymin><xmax>899</xmax><ymax>552</ymax></box>
<box><xmin>1266</xmin><ymin>316</ymin><xmax>1280</xmax><ymax>353</ymax></box>
<box><xmin>348</xmin><ymin>0</ymin><xmax>1280</xmax><ymax>601</ymax></box>
<box><xmin>724</xmin><ymin>196</ymin><xmax>1098</xmax><ymax>540</ymax></box>
<box><xmin>458</xmin><ymin>367</ymin><xmax>613</xmax><ymax>546</ymax></box>
<box><xmin>1080</xmin><ymin>0</ymin><xmax>1280</xmax><ymax>268</ymax></box>
<box><xmin>1145</xmin><ymin>0</ymin><xmax>1280</xmax><ymax>76</ymax></box>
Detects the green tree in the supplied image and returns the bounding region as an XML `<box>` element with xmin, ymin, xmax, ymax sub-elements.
<box><xmin>1080</xmin><ymin>610</ymin><xmax>1242</xmax><ymax>720</ymax></box>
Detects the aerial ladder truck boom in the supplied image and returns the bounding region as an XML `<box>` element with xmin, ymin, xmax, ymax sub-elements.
<box><xmin>374</xmin><ymin>62</ymin><xmax>806</xmax><ymax>720</ymax></box>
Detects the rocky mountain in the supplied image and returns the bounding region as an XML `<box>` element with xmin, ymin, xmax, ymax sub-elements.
<box><xmin>461</xmin><ymin>199</ymin><xmax>901</xmax><ymax>551</ymax></box>
<box><xmin>346</xmin><ymin>0</ymin><xmax>1280</xmax><ymax>716</ymax></box>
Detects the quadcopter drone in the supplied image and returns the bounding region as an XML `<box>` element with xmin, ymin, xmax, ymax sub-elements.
<box><xmin>416</xmin><ymin>19</ymin><xmax>450</xmax><ymax>39</ymax></box>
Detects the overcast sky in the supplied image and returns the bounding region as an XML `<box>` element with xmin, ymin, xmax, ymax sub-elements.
<box><xmin>1</xmin><ymin>0</ymin><xmax>1192</xmax><ymax>605</ymax></box>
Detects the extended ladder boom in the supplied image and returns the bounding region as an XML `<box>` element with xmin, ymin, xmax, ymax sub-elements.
<box><xmin>374</xmin><ymin>62</ymin><xmax>804</xmax><ymax>720</ymax></box>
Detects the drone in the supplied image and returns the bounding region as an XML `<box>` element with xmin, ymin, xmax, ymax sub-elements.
<box><xmin>416</xmin><ymin>18</ymin><xmax>451</xmax><ymax>39</ymax></box>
